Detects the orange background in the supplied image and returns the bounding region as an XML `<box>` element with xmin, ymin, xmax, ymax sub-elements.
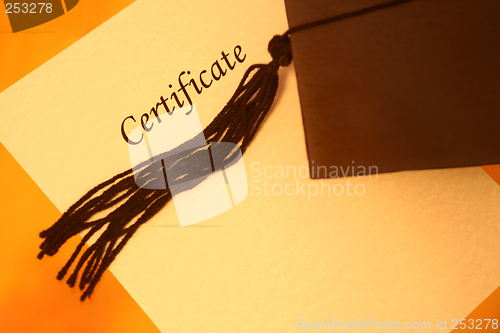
<box><xmin>0</xmin><ymin>1</ymin><xmax>160</xmax><ymax>332</ymax></box>
<box><xmin>0</xmin><ymin>0</ymin><xmax>498</xmax><ymax>331</ymax></box>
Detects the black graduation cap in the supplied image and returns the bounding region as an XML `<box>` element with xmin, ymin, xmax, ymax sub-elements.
<box><xmin>284</xmin><ymin>0</ymin><xmax>500</xmax><ymax>177</ymax></box>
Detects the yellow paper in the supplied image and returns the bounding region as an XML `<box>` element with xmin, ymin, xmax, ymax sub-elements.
<box><xmin>1</xmin><ymin>0</ymin><xmax>499</xmax><ymax>332</ymax></box>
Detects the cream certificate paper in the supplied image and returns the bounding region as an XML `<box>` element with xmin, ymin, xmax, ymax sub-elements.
<box><xmin>1</xmin><ymin>0</ymin><xmax>500</xmax><ymax>332</ymax></box>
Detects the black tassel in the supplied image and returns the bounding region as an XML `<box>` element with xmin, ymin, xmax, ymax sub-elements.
<box><xmin>38</xmin><ymin>34</ymin><xmax>293</xmax><ymax>301</ymax></box>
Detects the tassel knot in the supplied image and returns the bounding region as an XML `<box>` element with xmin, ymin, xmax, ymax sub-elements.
<box><xmin>268</xmin><ymin>34</ymin><xmax>293</xmax><ymax>67</ymax></box>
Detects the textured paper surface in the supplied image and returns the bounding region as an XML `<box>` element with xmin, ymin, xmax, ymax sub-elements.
<box><xmin>1</xmin><ymin>0</ymin><xmax>500</xmax><ymax>332</ymax></box>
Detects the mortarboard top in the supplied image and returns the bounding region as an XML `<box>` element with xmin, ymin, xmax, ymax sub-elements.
<box><xmin>284</xmin><ymin>0</ymin><xmax>500</xmax><ymax>177</ymax></box>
